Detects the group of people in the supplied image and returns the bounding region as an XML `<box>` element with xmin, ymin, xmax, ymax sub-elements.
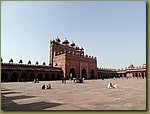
<box><xmin>107</xmin><ymin>82</ymin><xmax>118</xmax><ymax>89</ymax></box>
<box><xmin>73</xmin><ymin>77</ymin><xmax>85</xmax><ymax>83</ymax></box>
<box><xmin>42</xmin><ymin>84</ymin><xmax>51</xmax><ymax>90</ymax></box>
<box><xmin>34</xmin><ymin>78</ymin><xmax>39</xmax><ymax>83</ymax></box>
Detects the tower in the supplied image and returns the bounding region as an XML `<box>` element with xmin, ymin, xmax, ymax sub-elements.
<box><xmin>49</xmin><ymin>36</ymin><xmax>97</xmax><ymax>79</ymax></box>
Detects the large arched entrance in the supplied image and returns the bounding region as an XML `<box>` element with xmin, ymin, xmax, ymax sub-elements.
<box><xmin>1</xmin><ymin>72</ymin><xmax>8</xmax><ymax>82</ymax></box>
<box><xmin>29</xmin><ymin>73</ymin><xmax>35</xmax><ymax>81</ymax></box>
<box><xmin>20</xmin><ymin>73</ymin><xmax>27</xmax><ymax>82</ymax></box>
<box><xmin>135</xmin><ymin>73</ymin><xmax>138</xmax><ymax>78</ymax></box>
<box><xmin>82</xmin><ymin>69</ymin><xmax>87</xmax><ymax>79</ymax></box>
<box><xmin>37</xmin><ymin>73</ymin><xmax>43</xmax><ymax>81</ymax></box>
<box><xmin>141</xmin><ymin>72</ymin><xmax>144</xmax><ymax>79</ymax></box>
<box><xmin>51</xmin><ymin>73</ymin><xmax>55</xmax><ymax>80</ymax></box>
<box><xmin>44</xmin><ymin>73</ymin><xmax>49</xmax><ymax>81</ymax></box>
<box><xmin>91</xmin><ymin>69</ymin><xmax>94</xmax><ymax>79</ymax></box>
<box><xmin>11</xmin><ymin>72</ymin><xmax>18</xmax><ymax>82</ymax></box>
<box><xmin>70</xmin><ymin>68</ymin><xmax>76</xmax><ymax>78</ymax></box>
<box><xmin>57</xmin><ymin>73</ymin><xmax>61</xmax><ymax>80</ymax></box>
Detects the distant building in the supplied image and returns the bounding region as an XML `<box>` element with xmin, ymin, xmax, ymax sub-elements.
<box><xmin>117</xmin><ymin>64</ymin><xmax>146</xmax><ymax>79</ymax></box>
<box><xmin>1</xmin><ymin>36</ymin><xmax>146</xmax><ymax>82</ymax></box>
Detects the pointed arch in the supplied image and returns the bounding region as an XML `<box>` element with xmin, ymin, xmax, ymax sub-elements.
<box><xmin>1</xmin><ymin>72</ymin><xmax>8</xmax><ymax>82</ymax></box>
<box><xmin>70</xmin><ymin>68</ymin><xmax>76</xmax><ymax>78</ymax></box>
<box><xmin>11</xmin><ymin>72</ymin><xmax>18</xmax><ymax>82</ymax></box>
<box><xmin>82</xmin><ymin>69</ymin><xmax>87</xmax><ymax>79</ymax></box>
<box><xmin>91</xmin><ymin>69</ymin><xmax>95</xmax><ymax>79</ymax></box>
<box><xmin>44</xmin><ymin>73</ymin><xmax>49</xmax><ymax>81</ymax></box>
<box><xmin>29</xmin><ymin>73</ymin><xmax>35</xmax><ymax>81</ymax></box>
<box><xmin>51</xmin><ymin>73</ymin><xmax>55</xmax><ymax>80</ymax></box>
<box><xmin>20</xmin><ymin>73</ymin><xmax>27</xmax><ymax>82</ymax></box>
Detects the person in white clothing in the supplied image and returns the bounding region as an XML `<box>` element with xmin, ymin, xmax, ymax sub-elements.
<box><xmin>107</xmin><ymin>83</ymin><xmax>118</xmax><ymax>89</ymax></box>
<box><xmin>113</xmin><ymin>83</ymin><xmax>118</xmax><ymax>89</ymax></box>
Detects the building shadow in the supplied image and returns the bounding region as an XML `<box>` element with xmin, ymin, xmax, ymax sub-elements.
<box><xmin>1</xmin><ymin>90</ymin><xmax>62</xmax><ymax>111</ymax></box>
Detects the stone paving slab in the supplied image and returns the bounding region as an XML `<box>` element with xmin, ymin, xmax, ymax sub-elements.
<box><xmin>1</xmin><ymin>78</ymin><xmax>146</xmax><ymax>110</ymax></box>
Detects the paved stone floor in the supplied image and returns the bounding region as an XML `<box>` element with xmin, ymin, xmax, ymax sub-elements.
<box><xmin>1</xmin><ymin>78</ymin><xmax>146</xmax><ymax>111</ymax></box>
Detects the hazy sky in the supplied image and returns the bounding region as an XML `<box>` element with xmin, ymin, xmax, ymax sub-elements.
<box><xmin>1</xmin><ymin>1</ymin><xmax>146</xmax><ymax>69</ymax></box>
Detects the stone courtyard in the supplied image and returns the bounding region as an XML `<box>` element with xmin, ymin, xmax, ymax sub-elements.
<box><xmin>1</xmin><ymin>78</ymin><xmax>146</xmax><ymax>111</ymax></box>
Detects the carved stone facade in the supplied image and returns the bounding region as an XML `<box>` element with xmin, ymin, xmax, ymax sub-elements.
<box><xmin>1</xmin><ymin>37</ymin><xmax>146</xmax><ymax>82</ymax></box>
<box><xmin>49</xmin><ymin>37</ymin><xmax>97</xmax><ymax>79</ymax></box>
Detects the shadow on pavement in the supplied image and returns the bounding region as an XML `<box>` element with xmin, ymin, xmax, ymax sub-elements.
<box><xmin>1</xmin><ymin>89</ymin><xmax>62</xmax><ymax>111</ymax></box>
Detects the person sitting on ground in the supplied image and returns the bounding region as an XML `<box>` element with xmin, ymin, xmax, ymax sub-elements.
<box><xmin>36</xmin><ymin>78</ymin><xmax>39</xmax><ymax>83</ymax></box>
<box><xmin>107</xmin><ymin>83</ymin><xmax>112</xmax><ymax>89</ymax></box>
<box><xmin>34</xmin><ymin>78</ymin><xmax>39</xmax><ymax>83</ymax></box>
<box><xmin>42</xmin><ymin>84</ymin><xmax>46</xmax><ymax>89</ymax></box>
<box><xmin>73</xmin><ymin>77</ymin><xmax>76</xmax><ymax>83</ymax></box>
<box><xmin>107</xmin><ymin>83</ymin><xmax>118</xmax><ymax>89</ymax></box>
<box><xmin>46</xmin><ymin>84</ymin><xmax>51</xmax><ymax>89</ymax></box>
<box><xmin>113</xmin><ymin>83</ymin><xmax>118</xmax><ymax>89</ymax></box>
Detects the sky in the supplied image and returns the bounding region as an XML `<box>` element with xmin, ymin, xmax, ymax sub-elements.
<box><xmin>1</xmin><ymin>1</ymin><xmax>146</xmax><ymax>69</ymax></box>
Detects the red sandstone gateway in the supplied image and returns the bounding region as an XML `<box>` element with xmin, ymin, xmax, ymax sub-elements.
<box><xmin>1</xmin><ymin>37</ymin><xmax>146</xmax><ymax>82</ymax></box>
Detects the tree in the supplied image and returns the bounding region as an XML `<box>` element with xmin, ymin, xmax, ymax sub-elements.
<box><xmin>35</xmin><ymin>61</ymin><xmax>39</xmax><ymax>65</ymax></box>
<box><xmin>1</xmin><ymin>58</ymin><xmax>3</xmax><ymax>63</ymax></box>
<box><xmin>19</xmin><ymin>59</ymin><xmax>23</xmax><ymax>64</ymax></box>
<box><xmin>9</xmin><ymin>58</ymin><xmax>13</xmax><ymax>63</ymax></box>
<box><xmin>28</xmin><ymin>60</ymin><xmax>31</xmax><ymax>65</ymax></box>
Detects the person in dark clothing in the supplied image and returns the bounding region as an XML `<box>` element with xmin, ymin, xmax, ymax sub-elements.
<box><xmin>62</xmin><ymin>77</ymin><xmax>66</xmax><ymax>84</ymax></box>
<box><xmin>42</xmin><ymin>84</ymin><xmax>46</xmax><ymax>89</ymax></box>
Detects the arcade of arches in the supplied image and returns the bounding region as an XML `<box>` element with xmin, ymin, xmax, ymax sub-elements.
<box><xmin>1</xmin><ymin>63</ymin><xmax>63</xmax><ymax>82</ymax></box>
<box><xmin>117</xmin><ymin>72</ymin><xmax>146</xmax><ymax>79</ymax></box>
<box><xmin>1</xmin><ymin>63</ymin><xmax>146</xmax><ymax>82</ymax></box>
<box><xmin>69</xmin><ymin>68</ymin><xmax>96</xmax><ymax>79</ymax></box>
<box><xmin>1</xmin><ymin>38</ymin><xmax>146</xmax><ymax>82</ymax></box>
<box><xmin>1</xmin><ymin>72</ymin><xmax>62</xmax><ymax>82</ymax></box>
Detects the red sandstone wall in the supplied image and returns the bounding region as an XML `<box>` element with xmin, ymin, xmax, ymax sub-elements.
<box><xmin>50</xmin><ymin>42</ymin><xmax>97</xmax><ymax>79</ymax></box>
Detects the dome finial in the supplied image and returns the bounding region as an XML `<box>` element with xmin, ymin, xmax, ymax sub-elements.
<box><xmin>70</xmin><ymin>41</ymin><xmax>75</xmax><ymax>47</ymax></box>
<box><xmin>128</xmin><ymin>62</ymin><xmax>135</xmax><ymax>69</ymax></box>
<box><xmin>62</xmin><ymin>37</ymin><xmax>69</xmax><ymax>44</ymax></box>
<box><xmin>55</xmin><ymin>36</ymin><xmax>61</xmax><ymax>43</ymax></box>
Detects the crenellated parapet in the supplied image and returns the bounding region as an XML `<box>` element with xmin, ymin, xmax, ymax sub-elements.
<box><xmin>97</xmin><ymin>67</ymin><xmax>117</xmax><ymax>71</ymax></box>
<box><xmin>117</xmin><ymin>63</ymin><xmax>146</xmax><ymax>71</ymax></box>
<box><xmin>2</xmin><ymin>62</ymin><xmax>49</xmax><ymax>68</ymax></box>
<box><xmin>1</xmin><ymin>62</ymin><xmax>62</xmax><ymax>71</ymax></box>
<box><xmin>50</xmin><ymin>36</ymin><xmax>97</xmax><ymax>61</ymax></box>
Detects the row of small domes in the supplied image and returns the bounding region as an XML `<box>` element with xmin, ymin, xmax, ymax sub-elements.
<box><xmin>1</xmin><ymin>58</ymin><xmax>46</xmax><ymax>65</ymax></box>
<box><xmin>51</xmin><ymin>36</ymin><xmax>73</xmax><ymax>45</ymax></box>
<box><xmin>128</xmin><ymin>63</ymin><xmax>146</xmax><ymax>69</ymax></box>
<box><xmin>51</xmin><ymin>36</ymin><xmax>84</xmax><ymax>50</ymax></box>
